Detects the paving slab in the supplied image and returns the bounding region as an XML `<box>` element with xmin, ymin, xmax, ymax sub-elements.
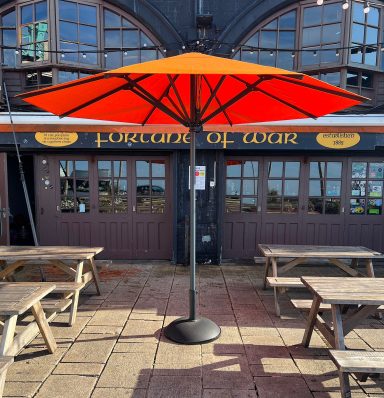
<box><xmin>34</xmin><ymin>375</ymin><xmax>97</xmax><ymax>398</ymax></box>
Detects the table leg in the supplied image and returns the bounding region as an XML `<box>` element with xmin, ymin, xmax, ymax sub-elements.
<box><xmin>302</xmin><ymin>295</ymin><xmax>321</xmax><ymax>347</ymax></box>
<box><xmin>89</xmin><ymin>257</ymin><xmax>101</xmax><ymax>295</ymax></box>
<box><xmin>69</xmin><ymin>260</ymin><xmax>84</xmax><ymax>326</ymax></box>
<box><xmin>270</xmin><ymin>257</ymin><xmax>281</xmax><ymax>316</ymax></box>
<box><xmin>262</xmin><ymin>257</ymin><xmax>270</xmax><ymax>290</ymax></box>
<box><xmin>364</xmin><ymin>258</ymin><xmax>375</xmax><ymax>277</ymax></box>
<box><xmin>332</xmin><ymin>304</ymin><xmax>351</xmax><ymax>398</ymax></box>
<box><xmin>31</xmin><ymin>301</ymin><xmax>57</xmax><ymax>353</ymax></box>
<box><xmin>0</xmin><ymin>315</ymin><xmax>17</xmax><ymax>355</ymax></box>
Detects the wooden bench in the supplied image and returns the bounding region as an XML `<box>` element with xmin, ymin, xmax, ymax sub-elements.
<box><xmin>0</xmin><ymin>356</ymin><xmax>13</xmax><ymax>398</ymax></box>
<box><xmin>266</xmin><ymin>277</ymin><xmax>304</xmax><ymax>316</ymax></box>
<box><xmin>291</xmin><ymin>299</ymin><xmax>332</xmax><ymax>312</ymax></box>
<box><xmin>329</xmin><ymin>350</ymin><xmax>384</xmax><ymax>398</ymax></box>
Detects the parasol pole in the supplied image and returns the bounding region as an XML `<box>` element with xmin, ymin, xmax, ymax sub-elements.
<box><xmin>3</xmin><ymin>82</ymin><xmax>46</xmax><ymax>281</ymax></box>
<box><xmin>164</xmin><ymin>74</ymin><xmax>220</xmax><ymax>344</ymax></box>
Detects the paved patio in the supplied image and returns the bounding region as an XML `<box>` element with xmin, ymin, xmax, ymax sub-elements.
<box><xmin>3</xmin><ymin>261</ymin><xmax>384</xmax><ymax>398</ymax></box>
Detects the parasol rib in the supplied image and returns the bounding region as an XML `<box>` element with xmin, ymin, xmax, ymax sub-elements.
<box><xmin>201</xmin><ymin>77</ymin><xmax>266</xmax><ymax>124</ymax></box>
<box><xmin>200</xmin><ymin>75</ymin><xmax>226</xmax><ymax>117</ymax></box>
<box><xmin>141</xmin><ymin>75</ymin><xmax>185</xmax><ymax>125</ymax></box>
<box><xmin>125</xmin><ymin>79</ymin><xmax>187</xmax><ymax>125</ymax></box>
<box><xmin>255</xmin><ymin>87</ymin><xmax>318</xmax><ymax>119</ymax></box>
<box><xmin>273</xmin><ymin>75</ymin><xmax>365</xmax><ymax>101</ymax></box>
<box><xmin>201</xmin><ymin>75</ymin><xmax>233</xmax><ymax>126</ymax></box>
<box><xmin>166</xmin><ymin>75</ymin><xmax>190</xmax><ymax>121</ymax></box>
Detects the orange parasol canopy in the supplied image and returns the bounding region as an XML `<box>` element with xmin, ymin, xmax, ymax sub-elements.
<box><xmin>18</xmin><ymin>53</ymin><xmax>365</xmax><ymax>126</ymax></box>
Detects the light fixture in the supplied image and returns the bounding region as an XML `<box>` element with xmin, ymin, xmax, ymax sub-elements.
<box><xmin>269</xmin><ymin>50</ymin><xmax>274</xmax><ymax>56</ymax></box>
<box><xmin>61</xmin><ymin>52</ymin><xmax>65</xmax><ymax>58</ymax></box>
<box><xmin>250</xmin><ymin>50</ymin><xmax>254</xmax><ymax>54</ymax></box>
<box><xmin>231</xmin><ymin>48</ymin><xmax>235</xmax><ymax>52</ymax></box>
<box><xmin>317</xmin><ymin>0</ymin><xmax>324</xmax><ymax>5</ymax></box>
<box><xmin>336</xmin><ymin>49</ymin><xmax>340</xmax><ymax>56</ymax></box>
<box><xmin>123</xmin><ymin>50</ymin><xmax>128</xmax><ymax>56</ymax></box>
<box><xmin>364</xmin><ymin>1</ymin><xmax>370</xmax><ymax>13</ymax></box>
<box><xmin>313</xmin><ymin>50</ymin><xmax>318</xmax><ymax>56</ymax></box>
<box><xmin>291</xmin><ymin>51</ymin><xmax>295</xmax><ymax>58</ymax></box>
<box><xmin>14</xmin><ymin>48</ymin><xmax>19</xmax><ymax>55</ymax></box>
<box><xmin>342</xmin><ymin>0</ymin><xmax>349</xmax><ymax>10</ymax></box>
<box><xmin>143</xmin><ymin>43</ymin><xmax>147</xmax><ymax>47</ymax></box>
<box><xmin>182</xmin><ymin>45</ymin><xmax>186</xmax><ymax>50</ymax></box>
<box><xmin>104</xmin><ymin>52</ymin><xmax>108</xmax><ymax>58</ymax></box>
<box><xmin>82</xmin><ymin>52</ymin><xmax>86</xmax><ymax>58</ymax></box>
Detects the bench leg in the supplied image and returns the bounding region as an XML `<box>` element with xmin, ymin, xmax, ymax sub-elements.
<box><xmin>89</xmin><ymin>257</ymin><xmax>101</xmax><ymax>296</ymax></box>
<box><xmin>339</xmin><ymin>371</ymin><xmax>352</xmax><ymax>398</ymax></box>
<box><xmin>302</xmin><ymin>296</ymin><xmax>321</xmax><ymax>347</ymax></box>
<box><xmin>0</xmin><ymin>369</ymin><xmax>7</xmax><ymax>398</ymax></box>
<box><xmin>262</xmin><ymin>258</ymin><xmax>270</xmax><ymax>290</ymax></box>
<box><xmin>68</xmin><ymin>260</ymin><xmax>84</xmax><ymax>326</ymax></box>
<box><xmin>0</xmin><ymin>315</ymin><xmax>17</xmax><ymax>355</ymax></box>
<box><xmin>365</xmin><ymin>258</ymin><xmax>375</xmax><ymax>278</ymax></box>
<box><xmin>31</xmin><ymin>301</ymin><xmax>57</xmax><ymax>354</ymax></box>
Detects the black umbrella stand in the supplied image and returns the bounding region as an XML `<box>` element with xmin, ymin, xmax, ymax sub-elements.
<box><xmin>164</xmin><ymin>75</ymin><xmax>221</xmax><ymax>344</ymax></box>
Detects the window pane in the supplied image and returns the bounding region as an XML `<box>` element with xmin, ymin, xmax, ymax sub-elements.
<box><xmin>104</xmin><ymin>9</ymin><xmax>121</xmax><ymax>27</ymax></box>
<box><xmin>61</xmin><ymin>196</ymin><xmax>75</xmax><ymax>212</ymax></box>
<box><xmin>152</xmin><ymin>161</ymin><xmax>165</xmax><ymax>177</ymax></box>
<box><xmin>326</xmin><ymin>180</ymin><xmax>341</xmax><ymax>196</ymax></box>
<box><xmin>123</xmin><ymin>30</ymin><xmax>139</xmax><ymax>48</ymax></box>
<box><xmin>277</xmin><ymin>52</ymin><xmax>294</xmax><ymax>70</ymax></box>
<box><xmin>122</xmin><ymin>17</ymin><xmax>134</xmax><ymax>28</ymax></box>
<box><xmin>136</xmin><ymin>160</ymin><xmax>150</xmax><ymax>177</ymax></box>
<box><xmin>79</xmin><ymin>4</ymin><xmax>96</xmax><ymax>25</ymax></box>
<box><xmin>323</xmin><ymin>3</ymin><xmax>342</xmax><ymax>23</ymax></box>
<box><xmin>60</xmin><ymin>179</ymin><xmax>72</xmax><ymax>195</ymax></box>
<box><xmin>35</xmin><ymin>22</ymin><xmax>48</xmax><ymax>41</ymax></box>
<box><xmin>60</xmin><ymin>160</ymin><xmax>73</xmax><ymax>177</ymax></box>
<box><xmin>303</xmin><ymin>6</ymin><xmax>321</xmax><ymax>26</ymax></box>
<box><xmin>60</xmin><ymin>41</ymin><xmax>78</xmax><ymax>62</ymax></box>
<box><xmin>2</xmin><ymin>10</ymin><xmax>16</xmax><ymax>26</ymax></box>
<box><xmin>113</xmin><ymin>161</ymin><xmax>126</xmax><ymax>178</ymax></box>
<box><xmin>106</xmin><ymin>51</ymin><xmax>122</xmax><ymax>69</ymax></box>
<box><xmin>21</xmin><ymin>4</ymin><xmax>33</xmax><ymax>24</ymax></box>
<box><xmin>321</xmin><ymin>45</ymin><xmax>338</xmax><ymax>64</ymax></box>
<box><xmin>259</xmin><ymin>51</ymin><xmax>275</xmax><ymax>66</ymax></box>
<box><xmin>279</xmin><ymin>11</ymin><xmax>296</xmax><ymax>29</ymax></box>
<box><xmin>347</xmin><ymin>71</ymin><xmax>358</xmax><ymax>86</ymax></box>
<box><xmin>327</xmin><ymin>162</ymin><xmax>342</xmax><ymax>178</ymax></box>
<box><xmin>59</xmin><ymin>70</ymin><xmax>78</xmax><ymax>82</ymax></box>
<box><xmin>242</xmin><ymin>198</ymin><xmax>257</xmax><ymax>212</ymax></box>
<box><xmin>35</xmin><ymin>1</ymin><xmax>47</xmax><ymax>21</ymax></box>
<box><xmin>369</xmin><ymin>163</ymin><xmax>383</xmax><ymax>178</ymax></box>
<box><xmin>79</xmin><ymin>44</ymin><xmax>97</xmax><ymax>64</ymax></box>
<box><xmin>152</xmin><ymin>197</ymin><xmax>165</xmax><ymax>214</ymax></box>
<box><xmin>367</xmin><ymin>199</ymin><xmax>382</xmax><ymax>215</ymax></box>
<box><xmin>245</xmin><ymin>32</ymin><xmax>259</xmax><ymax>47</ymax></box>
<box><xmin>60</xmin><ymin>21</ymin><xmax>78</xmax><ymax>42</ymax></box>
<box><xmin>308</xmin><ymin>198</ymin><xmax>323</xmax><ymax>214</ymax></box>
<box><xmin>3</xmin><ymin>29</ymin><xmax>16</xmax><ymax>46</ymax></box>
<box><xmin>22</xmin><ymin>25</ymin><xmax>34</xmax><ymax>44</ymax></box>
<box><xmin>352</xmin><ymin>162</ymin><xmax>367</xmax><ymax>178</ymax></box>
<box><xmin>350</xmin><ymin>46</ymin><xmax>363</xmax><ymax>63</ymax></box>
<box><xmin>368</xmin><ymin>181</ymin><xmax>383</xmax><ymax>197</ymax></box>
<box><xmin>302</xmin><ymin>27</ymin><xmax>321</xmax><ymax>46</ymax></box>
<box><xmin>267</xmin><ymin>197</ymin><xmax>282</xmax><ymax>213</ymax></box>
<box><xmin>226</xmin><ymin>180</ymin><xmax>241</xmax><ymax>196</ymax></box>
<box><xmin>367</xmin><ymin>7</ymin><xmax>379</xmax><ymax>26</ymax></box>
<box><xmin>226</xmin><ymin>197</ymin><xmax>240</xmax><ymax>213</ymax></box>
<box><xmin>263</xmin><ymin>19</ymin><xmax>277</xmax><ymax>29</ymax></box>
<box><xmin>99</xmin><ymin>180</ymin><xmax>112</xmax><ymax>194</ymax></box>
<box><xmin>75</xmin><ymin>160</ymin><xmax>88</xmax><ymax>177</ymax></box>
<box><xmin>283</xmin><ymin>198</ymin><xmax>298</xmax><ymax>213</ymax></box>
<box><xmin>79</xmin><ymin>25</ymin><xmax>97</xmax><ymax>45</ymax></box>
<box><xmin>243</xmin><ymin>180</ymin><xmax>257</xmax><ymax>195</ymax></box>
<box><xmin>59</xmin><ymin>0</ymin><xmax>77</xmax><ymax>22</ymax></box>
<box><xmin>141</xmin><ymin>49</ymin><xmax>158</xmax><ymax>62</ymax></box>
<box><xmin>268</xmin><ymin>162</ymin><xmax>283</xmax><ymax>177</ymax></box>
<box><xmin>310</xmin><ymin>162</ymin><xmax>325</xmax><ymax>178</ymax></box>
<box><xmin>114</xmin><ymin>179</ymin><xmax>127</xmax><ymax>195</ymax></box>
<box><xmin>268</xmin><ymin>180</ymin><xmax>282</xmax><ymax>196</ymax></box>
<box><xmin>76</xmin><ymin>179</ymin><xmax>89</xmax><ymax>192</ymax></box>
<box><xmin>152</xmin><ymin>180</ymin><xmax>165</xmax><ymax>196</ymax></box>
<box><xmin>260</xmin><ymin>31</ymin><xmax>277</xmax><ymax>48</ymax></box>
<box><xmin>351</xmin><ymin>24</ymin><xmax>364</xmax><ymax>44</ymax></box>
<box><xmin>226</xmin><ymin>161</ymin><xmax>241</xmax><ymax>177</ymax></box>
<box><xmin>285</xmin><ymin>162</ymin><xmax>300</xmax><ymax>178</ymax></box>
<box><xmin>105</xmin><ymin>30</ymin><xmax>121</xmax><ymax>47</ymax></box>
<box><xmin>41</xmin><ymin>70</ymin><xmax>52</xmax><ymax>84</ymax></box>
<box><xmin>278</xmin><ymin>31</ymin><xmax>295</xmax><ymax>49</ymax></box>
<box><xmin>98</xmin><ymin>161</ymin><xmax>112</xmax><ymax>177</ymax></box>
<box><xmin>243</xmin><ymin>161</ymin><xmax>258</xmax><ymax>177</ymax></box>
<box><xmin>366</xmin><ymin>27</ymin><xmax>378</xmax><ymax>44</ymax></box>
<box><xmin>309</xmin><ymin>180</ymin><xmax>323</xmax><ymax>196</ymax></box>
<box><xmin>284</xmin><ymin>180</ymin><xmax>299</xmax><ymax>196</ymax></box>
<box><xmin>325</xmin><ymin>199</ymin><xmax>340</xmax><ymax>214</ymax></box>
<box><xmin>123</xmin><ymin>50</ymin><xmax>139</xmax><ymax>65</ymax></box>
<box><xmin>353</xmin><ymin>1</ymin><xmax>365</xmax><ymax>23</ymax></box>
<box><xmin>137</xmin><ymin>180</ymin><xmax>150</xmax><ymax>196</ymax></box>
<box><xmin>351</xmin><ymin>180</ymin><xmax>366</xmax><ymax>196</ymax></box>
<box><xmin>322</xmin><ymin>24</ymin><xmax>341</xmax><ymax>44</ymax></box>
<box><xmin>350</xmin><ymin>198</ymin><xmax>365</xmax><ymax>214</ymax></box>
<box><xmin>321</xmin><ymin>72</ymin><xmax>340</xmax><ymax>86</ymax></box>
<box><xmin>301</xmin><ymin>48</ymin><xmax>318</xmax><ymax>66</ymax></box>
<box><xmin>364</xmin><ymin>46</ymin><xmax>377</xmax><ymax>66</ymax></box>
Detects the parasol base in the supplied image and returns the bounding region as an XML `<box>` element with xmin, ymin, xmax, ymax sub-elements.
<box><xmin>164</xmin><ymin>317</ymin><xmax>221</xmax><ymax>345</ymax></box>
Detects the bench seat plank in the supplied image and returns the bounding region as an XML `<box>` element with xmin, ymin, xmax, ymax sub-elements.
<box><xmin>266</xmin><ymin>277</ymin><xmax>304</xmax><ymax>288</ymax></box>
<box><xmin>330</xmin><ymin>350</ymin><xmax>384</xmax><ymax>373</ymax></box>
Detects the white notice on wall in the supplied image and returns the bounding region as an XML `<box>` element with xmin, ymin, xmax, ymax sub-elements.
<box><xmin>189</xmin><ymin>166</ymin><xmax>206</xmax><ymax>190</ymax></box>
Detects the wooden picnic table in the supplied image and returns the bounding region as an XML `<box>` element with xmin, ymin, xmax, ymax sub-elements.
<box><xmin>0</xmin><ymin>282</ymin><xmax>57</xmax><ymax>356</ymax></box>
<box><xmin>258</xmin><ymin>244</ymin><xmax>383</xmax><ymax>315</ymax></box>
<box><xmin>0</xmin><ymin>246</ymin><xmax>103</xmax><ymax>326</ymax></box>
<box><xmin>301</xmin><ymin>276</ymin><xmax>384</xmax><ymax>349</ymax></box>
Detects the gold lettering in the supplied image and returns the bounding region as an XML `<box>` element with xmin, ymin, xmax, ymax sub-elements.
<box><xmin>125</xmin><ymin>133</ymin><xmax>138</xmax><ymax>143</ymax></box>
<box><xmin>183</xmin><ymin>133</ymin><xmax>190</xmax><ymax>144</ymax></box>
<box><xmin>171</xmin><ymin>133</ymin><xmax>182</xmax><ymax>144</ymax></box>
<box><xmin>267</xmin><ymin>133</ymin><xmax>283</xmax><ymax>144</ymax></box>
<box><xmin>207</xmin><ymin>132</ymin><xmax>221</xmax><ymax>144</ymax></box>
<box><xmin>95</xmin><ymin>133</ymin><xmax>108</xmax><ymax>148</ymax></box>
<box><xmin>139</xmin><ymin>134</ymin><xmax>149</xmax><ymax>143</ymax></box>
<box><xmin>109</xmin><ymin>133</ymin><xmax>123</xmax><ymax>143</ymax></box>
<box><xmin>285</xmin><ymin>133</ymin><xmax>298</xmax><ymax>144</ymax></box>
<box><xmin>221</xmin><ymin>132</ymin><xmax>234</xmax><ymax>149</ymax></box>
<box><xmin>151</xmin><ymin>133</ymin><xmax>166</xmax><ymax>144</ymax></box>
<box><xmin>243</xmin><ymin>132</ymin><xmax>267</xmax><ymax>144</ymax></box>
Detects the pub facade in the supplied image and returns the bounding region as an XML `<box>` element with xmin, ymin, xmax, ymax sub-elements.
<box><xmin>1</xmin><ymin>0</ymin><xmax>384</xmax><ymax>262</ymax></box>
